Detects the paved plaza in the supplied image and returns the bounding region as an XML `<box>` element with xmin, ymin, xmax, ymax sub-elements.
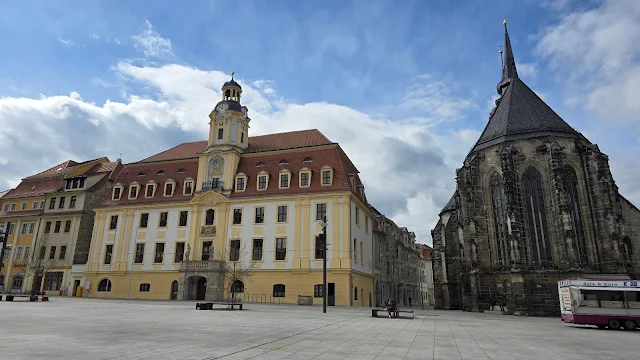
<box><xmin>0</xmin><ymin>298</ymin><xmax>637</xmax><ymax>359</ymax></box>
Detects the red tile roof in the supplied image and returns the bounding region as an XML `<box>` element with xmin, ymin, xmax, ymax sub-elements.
<box><xmin>87</xmin><ymin>161</ymin><xmax>119</xmax><ymax>175</ymax></box>
<box><xmin>99</xmin><ymin>160</ymin><xmax>198</xmax><ymax>208</ymax></box>
<box><xmin>25</xmin><ymin>160</ymin><xmax>78</xmax><ymax>179</ymax></box>
<box><xmin>0</xmin><ymin>189</ymin><xmax>11</xmax><ymax>199</ymax></box>
<box><xmin>0</xmin><ymin>209</ymin><xmax>43</xmax><ymax>219</ymax></box>
<box><xmin>1</xmin><ymin>178</ymin><xmax>63</xmax><ymax>200</ymax></box>
<box><xmin>138</xmin><ymin>129</ymin><xmax>334</xmax><ymax>163</ymax></box>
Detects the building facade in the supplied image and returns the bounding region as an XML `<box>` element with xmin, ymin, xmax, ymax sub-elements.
<box><xmin>418</xmin><ymin>244</ymin><xmax>434</xmax><ymax>307</ymax></box>
<box><xmin>0</xmin><ymin>157</ymin><xmax>121</xmax><ymax>295</ymax></box>
<box><xmin>432</xmin><ymin>23</ymin><xmax>640</xmax><ymax>315</ymax></box>
<box><xmin>84</xmin><ymin>77</ymin><xmax>376</xmax><ymax>306</ymax></box>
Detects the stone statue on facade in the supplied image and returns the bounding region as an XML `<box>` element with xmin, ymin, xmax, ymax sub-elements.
<box><xmin>185</xmin><ymin>244</ymin><xmax>191</xmax><ymax>261</ymax></box>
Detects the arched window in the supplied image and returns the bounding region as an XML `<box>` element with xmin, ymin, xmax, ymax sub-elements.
<box><xmin>562</xmin><ymin>167</ymin><xmax>588</xmax><ymax>264</ymax></box>
<box><xmin>459</xmin><ymin>244</ymin><xmax>465</xmax><ymax>262</ymax></box>
<box><xmin>231</xmin><ymin>280</ymin><xmax>244</xmax><ymax>293</ymax></box>
<box><xmin>471</xmin><ymin>240</ymin><xmax>478</xmax><ymax>266</ymax></box>
<box><xmin>490</xmin><ymin>173</ymin><xmax>510</xmax><ymax>266</ymax></box>
<box><xmin>622</xmin><ymin>237</ymin><xmax>633</xmax><ymax>262</ymax></box>
<box><xmin>205</xmin><ymin>209</ymin><xmax>215</xmax><ymax>225</ymax></box>
<box><xmin>273</xmin><ymin>284</ymin><xmax>285</xmax><ymax>297</ymax></box>
<box><xmin>522</xmin><ymin>167</ymin><xmax>551</xmax><ymax>265</ymax></box>
<box><xmin>98</xmin><ymin>279</ymin><xmax>112</xmax><ymax>292</ymax></box>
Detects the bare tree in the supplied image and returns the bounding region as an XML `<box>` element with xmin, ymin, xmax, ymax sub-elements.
<box><xmin>14</xmin><ymin>233</ymin><xmax>59</xmax><ymax>294</ymax></box>
<box><xmin>217</xmin><ymin>238</ymin><xmax>258</xmax><ymax>301</ymax></box>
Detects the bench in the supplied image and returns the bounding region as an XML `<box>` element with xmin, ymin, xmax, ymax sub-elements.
<box><xmin>372</xmin><ymin>308</ymin><xmax>415</xmax><ymax>319</ymax></box>
<box><xmin>0</xmin><ymin>294</ymin><xmax>48</xmax><ymax>302</ymax></box>
<box><xmin>196</xmin><ymin>301</ymin><xmax>243</xmax><ymax>311</ymax></box>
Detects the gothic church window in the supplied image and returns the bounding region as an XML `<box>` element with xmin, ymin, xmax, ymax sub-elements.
<box><xmin>561</xmin><ymin>166</ymin><xmax>588</xmax><ymax>265</ymax></box>
<box><xmin>490</xmin><ymin>173</ymin><xmax>511</xmax><ymax>267</ymax></box>
<box><xmin>522</xmin><ymin>167</ymin><xmax>551</xmax><ymax>266</ymax></box>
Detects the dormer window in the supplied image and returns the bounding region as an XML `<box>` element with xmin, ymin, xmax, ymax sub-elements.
<box><xmin>164</xmin><ymin>180</ymin><xmax>175</xmax><ymax>197</ymax></box>
<box><xmin>183</xmin><ymin>178</ymin><xmax>194</xmax><ymax>195</ymax></box>
<box><xmin>279</xmin><ymin>170</ymin><xmax>291</xmax><ymax>189</ymax></box>
<box><xmin>145</xmin><ymin>183</ymin><xmax>156</xmax><ymax>198</ymax></box>
<box><xmin>256</xmin><ymin>162</ymin><xmax>264</xmax><ymax>167</ymax></box>
<box><xmin>303</xmin><ymin>157</ymin><xmax>313</xmax><ymax>162</ymax></box>
<box><xmin>235</xmin><ymin>174</ymin><xmax>247</xmax><ymax>192</ymax></box>
<box><xmin>137</xmin><ymin>172</ymin><xmax>145</xmax><ymax>176</ymax></box>
<box><xmin>257</xmin><ymin>171</ymin><xmax>269</xmax><ymax>191</ymax></box>
<box><xmin>177</xmin><ymin>168</ymin><xmax>186</xmax><ymax>174</ymax></box>
<box><xmin>112</xmin><ymin>185</ymin><xmax>124</xmax><ymax>200</ymax></box>
<box><xmin>129</xmin><ymin>183</ymin><xmax>140</xmax><ymax>199</ymax></box>
<box><xmin>157</xmin><ymin>170</ymin><xmax>165</xmax><ymax>175</ymax></box>
<box><xmin>299</xmin><ymin>168</ymin><xmax>311</xmax><ymax>188</ymax></box>
<box><xmin>279</xmin><ymin>159</ymin><xmax>288</xmax><ymax>165</ymax></box>
<box><xmin>321</xmin><ymin>166</ymin><xmax>334</xmax><ymax>186</ymax></box>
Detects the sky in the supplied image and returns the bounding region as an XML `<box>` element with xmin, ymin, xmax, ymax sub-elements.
<box><xmin>1</xmin><ymin>0</ymin><xmax>640</xmax><ymax>245</ymax></box>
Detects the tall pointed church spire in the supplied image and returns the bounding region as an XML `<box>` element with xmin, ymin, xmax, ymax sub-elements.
<box><xmin>497</xmin><ymin>20</ymin><xmax>518</xmax><ymax>95</ymax></box>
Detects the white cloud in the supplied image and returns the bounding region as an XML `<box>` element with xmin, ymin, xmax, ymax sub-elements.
<box><xmin>536</xmin><ymin>0</ymin><xmax>640</xmax><ymax>124</ymax></box>
<box><xmin>90</xmin><ymin>34</ymin><xmax>100</xmax><ymax>40</ymax></box>
<box><xmin>58</xmin><ymin>38</ymin><xmax>74</xmax><ymax>46</ymax></box>
<box><xmin>0</xmin><ymin>61</ymin><xmax>476</xmax><ymax>245</ymax></box>
<box><xmin>132</xmin><ymin>20</ymin><xmax>173</xmax><ymax>58</ymax></box>
<box><xmin>517</xmin><ymin>62</ymin><xmax>538</xmax><ymax>80</ymax></box>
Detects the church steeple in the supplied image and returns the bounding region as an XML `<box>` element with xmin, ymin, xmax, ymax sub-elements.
<box><xmin>497</xmin><ymin>20</ymin><xmax>518</xmax><ymax>96</ymax></box>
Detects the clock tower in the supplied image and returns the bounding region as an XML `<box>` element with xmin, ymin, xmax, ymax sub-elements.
<box><xmin>197</xmin><ymin>73</ymin><xmax>251</xmax><ymax>195</ymax></box>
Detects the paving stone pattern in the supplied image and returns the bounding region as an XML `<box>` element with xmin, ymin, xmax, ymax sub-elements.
<box><xmin>0</xmin><ymin>298</ymin><xmax>637</xmax><ymax>359</ymax></box>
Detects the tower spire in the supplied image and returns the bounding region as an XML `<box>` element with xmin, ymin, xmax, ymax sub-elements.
<box><xmin>497</xmin><ymin>19</ymin><xmax>518</xmax><ymax>95</ymax></box>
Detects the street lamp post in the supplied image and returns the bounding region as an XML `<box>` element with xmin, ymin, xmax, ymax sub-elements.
<box><xmin>320</xmin><ymin>216</ymin><xmax>328</xmax><ymax>314</ymax></box>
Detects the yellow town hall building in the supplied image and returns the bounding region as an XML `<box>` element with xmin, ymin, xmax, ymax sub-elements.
<box><xmin>83</xmin><ymin>77</ymin><xmax>375</xmax><ymax>306</ymax></box>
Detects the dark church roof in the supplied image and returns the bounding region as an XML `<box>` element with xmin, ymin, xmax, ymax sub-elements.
<box><xmin>223</xmin><ymin>79</ymin><xmax>241</xmax><ymax>89</ymax></box>
<box><xmin>470</xmin><ymin>22</ymin><xmax>588</xmax><ymax>153</ymax></box>
<box><xmin>440</xmin><ymin>193</ymin><xmax>457</xmax><ymax>215</ymax></box>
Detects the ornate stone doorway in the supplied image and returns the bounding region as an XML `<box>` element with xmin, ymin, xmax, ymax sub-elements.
<box><xmin>186</xmin><ymin>276</ymin><xmax>207</xmax><ymax>300</ymax></box>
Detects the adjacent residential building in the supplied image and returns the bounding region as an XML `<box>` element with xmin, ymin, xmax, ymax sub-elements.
<box><xmin>0</xmin><ymin>157</ymin><xmax>121</xmax><ymax>295</ymax></box>
<box><xmin>84</xmin><ymin>77</ymin><xmax>376</xmax><ymax>306</ymax></box>
<box><xmin>418</xmin><ymin>244</ymin><xmax>434</xmax><ymax>306</ymax></box>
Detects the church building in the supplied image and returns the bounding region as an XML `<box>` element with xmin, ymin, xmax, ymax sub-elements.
<box><xmin>84</xmin><ymin>76</ymin><xmax>375</xmax><ymax>306</ymax></box>
<box><xmin>432</xmin><ymin>22</ymin><xmax>640</xmax><ymax>315</ymax></box>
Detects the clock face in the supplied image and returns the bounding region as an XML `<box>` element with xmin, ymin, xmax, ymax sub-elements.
<box><xmin>212</xmin><ymin>158</ymin><xmax>222</xmax><ymax>168</ymax></box>
<box><xmin>215</xmin><ymin>102</ymin><xmax>228</xmax><ymax>114</ymax></box>
<box><xmin>218</xmin><ymin>121</ymin><xmax>224</xmax><ymax>126</ymax></box>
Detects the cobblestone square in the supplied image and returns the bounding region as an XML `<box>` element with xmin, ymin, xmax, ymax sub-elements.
<box><xmin>0</xmin><ymin>298</ymin><xmax>637</xmax><ymax>359</ymax></box>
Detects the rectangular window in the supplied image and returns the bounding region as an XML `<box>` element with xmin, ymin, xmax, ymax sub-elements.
<box><xmin>44</xmin><ymin>221</ymin><xmax>51</xmax><ymax>233</ymax></box>
<box><xmin>140</xmin><ymin>213</ymin><xmax>149</xmax><ymax>228</ymax></box>
<box><xmin>205</xmin><ymin>209</ymin><xmax>215</xmax><ymax>225</ymax></box>
<box><xmin>315</xmin><ymin>235</ymin><xmax>325</xmax><ymax>259</ymax></box>
<box><xmin>277</xmin><ymin>205</ymin><xmax>287</xmax><ymax>223</ymax></box>
<box><xmin>233</xmin><ymin>209</ymin><xmax>242</xmax><ymax>225</ymax></box>
<box><xmin>175</xmin><ymin>242</ymin><xmax>185</xmax><ymax>263</ymax></box>
<box><xmin>39</xmin><ymin>246</ymin><xmax>46</xmax><ymax>260</ymax></box>
<box><xmin>217</xmin><ymin>128</ymin><xmax>224</xmax><ymax>139</ymax></box>
<box><xmin>79</xmin><ymin>178</ymin><xmax>85</xmax><ymax>188</ymax></box>
<box><xmin>353</xmin><ymin>238</ymin><xmax>357</xmax><ymax>262</ymax></box>
<box><xmin>229</xmin><ymin>239</ymin><xmax>240</xmax><ymax>261</ymax></box>
<box><xmin>360</xmin><ymin>241</ymin><xmax>364</xmax><ymax>264</ymax></box>
<box><xmin>43</xmin><ymin>272</ymin><xmax>63</xmax><ymax>291</ymax></box>
<box><xmin>15</xmin><ymin>246</ymin><xmax>23</xmax><ymax>260</ymax></box>
<box><xmin>202</xmin><ymin>241</ymin><xmax>213</xmax><ymax>261</ymax></box>
<box><xmin>69</xmin><ymin>196</ymin><xmax>76</xmax><ymax>208</ymax></box>
<box><xmin>139</xmin><ymin>283</ymin><xmax>151</xmax><ymax>292</ymax></box>
<box><xmin>28</xmin><ymin>223</ymin><xmax>35</xmax><ymax>234</ymax></box>
<box><xmin>365</xmin><ymin>216</ymin><xmax>369</xmax><ymax>232</ymax></box>
<box><xmin>258</xmin><ymin>175</ymin><xmax>267</xmax><ymax>189</ymax></box>
<box><xmin>3</xmin><ymin>204</ymin><xmax>8</xmax><ymax>211</ymax></box>
<box><xmin>280</xmin><ymin>174</ymin><xmax>289</xmax><ymax>188</ymax></box>
<box><xmin>104</xmin><ymin>245</ymin><xmax>112</xmax><ymax>264</ymax></box>
<box><xmin>135</xmin><ymin>243</ymin><xmax>145</xmax><ymax>263</ymax></box>
<box><xmin>59</xmin><ymin>196</ymin><xmax>65</xmax><ymax>208</ymax></box>
<box><xmin>64</xmin><ymin>220</ymin><xmax>71</xmax><ymax>233</ymax></box>
<box><xmin>23</xmin><ymin>246</ymin><xmax>30</xmax><ymax>261</ymax></box>
<box><xmin>20</xmin><ymin>223</ymin><xmax>28</xmax><ymax>235</ymax></box>
<box><xmin>184</xmin><ymin>181</ymin><xmax>193</xmax><ymax>195</ymax></box>
<box><xmin>275</xmin><ymin>238</ymin><xmax>287</xmax><ymax>260</ymax></box>
<box><xmin>159</xmin><ymin>212</ymin><xmax>168</xmax><ymax>227</ymax></box>
<box><xmin>10</xmin><ymin>203</ymin><xmax>15</xmax><ymax>210</ymax></box>
<box><xmin>300</xmin><ymin>172</ymin><xmax>309</xmax><ymax>186</ymax></box>
<box><xmin>179</xmin><ymin>211</ymin><xmax>188</xmax><ymax>227</ymax></box>
<box><xmin>165</xmin><ymin>183</ymin><xmax>174</xmax><ymax>196</ymax></box>
<box><xmin>322</xmin><ymin>171</ymin><xmax>331</xmax><ymax>185</ymax></box>
<box><xmin>49</xmin><ymin>246</ymin><xmax>57</xmax><ymax>260</ymax></box>
<box><xmin>32</xmin><ymin>202</ymin><xmax>38</xmax><ymax>209</ymax></box>
<box><xmin>59</xmin><ymin>245</ymin><xmax>66</xmax><ymax>260</ymax></box>
<box><xmin>255</xmin><ymin>207</ymin><xmax>264</xmax><ymax>224</ymax></box>
<box><xmin>273</xmin><ymin>284</ymin><xmax>285</xmax><ymax>297</ymax></box>
<box><xmin>8</xmin><ymin>223</ymin><xmax>14</xmax><ymax>235</ymax></box>
<box><xmin>54</xmin><ymin>221</ymin><xmax>61</xmax><ymax>233</ymax></box>
<box><xmin>72</xmin><ymin>178</ymin><xmax>78</xmax><ymax>188</ymax></box>
<box><xmin>40</xmin><ymin>201</ymin><xmax>45</xmax><ymax>209</ymax></box>
<box><xmin>154</xmin><ymin>243</ymin><xmax>165</xmax><ymax>263</ymax></box>
<box><xmin>49</xmin><ymin>197</ymin><xmax>56</xmax><ymax>209</ymax></box>
<box><xmin>146</xmin><ymin>184</ymin><xmax>155</xmax><ymax>198</ymax></box>
<box><xmin>252</xmin><ymin>239</ymin><xmax>263</xmax><ymax>261</ymax></box>
<box><xmin>355</xmin><ymin>207</ymin><xmax>360</xmax><ymax>226</ymax></box>
<box><xmin>241</xmin><ymin>132</ymin><xmax>244</xmax><ymax>143</ymax></box>
<box><xmin>21</xmin><ymin>202</ymin><xmax>27</xmax><ymax>210</ymax></box>
<box><xmin>109</xmin><ymin>215</ymin><xmax>118</xmax><ymax>230</ymax></box>
<box><xmin>130</xmin><ymin>186</ymin><xmax>138</xmax><ymax>199</ymax></box>
<box><xmin>316</xmin><ymin>203</ymin><xmax>326</xmax><ymax>221</ymax></box>
<box><xmin>236</xmin><ymin>177</ymin><xmax>245</xmax><ymax>191</ymax></box>
<box><xmin>314</xmin><ymin>284</ymin><xmax>324</xmax><ymax>298</ymax></box>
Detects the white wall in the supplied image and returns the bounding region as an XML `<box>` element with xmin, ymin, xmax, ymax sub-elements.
<box><xmin>350</xmin><ymin>200</ymin><xmax>373</xmax><ymax>275</ymax></box>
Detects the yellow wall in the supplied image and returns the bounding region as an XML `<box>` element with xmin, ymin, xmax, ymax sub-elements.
<box><xmin>85</xmin><ymin>271</ymin><xmax>180</xmax><ymax>300</ymax></box>
<box><xmin>351</xmin><ymin>270</ymin><xmax>375</xmax><ymax>307</ymax></box>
